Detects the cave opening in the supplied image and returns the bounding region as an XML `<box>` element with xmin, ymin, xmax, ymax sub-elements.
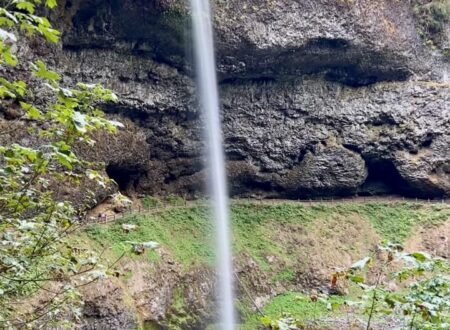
<box><xmin>106</xmin><ymin>164</ymin><xmax>144</xmax><ymax>192</ymax></box>
<box><xmin>358</xmin><ymin>159</ymin><xmax>410</xmax><ymax>196</ymax></box>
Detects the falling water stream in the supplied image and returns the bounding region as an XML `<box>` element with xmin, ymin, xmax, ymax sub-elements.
<box><xmin>190</xmin><ymin>0</ymin><xmax>235</xmax><ymax>329</ymax></box>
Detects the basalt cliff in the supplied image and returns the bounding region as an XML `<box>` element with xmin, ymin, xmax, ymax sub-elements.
<box><xmin>4</xmin><ymin>0</ymin><xmax>450</xmax><ymax>202</ymax></box>
<box><xmin>2</xmin><ymin>1</ymin><xmax>450</xmax><ymax>328</ymax></box>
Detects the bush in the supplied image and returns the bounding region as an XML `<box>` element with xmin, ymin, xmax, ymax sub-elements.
<box><xmin>142</xmin><ymin>196</ymin><xmax>161</xmax><ymax>209</ymax></box>
<box><xmin>413</xmin><ymin>0</ymin><xmax>450</xmax><ymax>48</ymax></box>
<box><xmin>166</xmin><ymin>194</ymin><xmax>186</xmax><ymax>206</ymax></box>
<box><xmin>0</xmin><ymin>0</ymin><xmax>121</xmax><ymax>327</ymax></box>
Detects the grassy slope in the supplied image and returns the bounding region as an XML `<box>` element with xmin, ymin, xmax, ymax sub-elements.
<box><xmin>82</xmin><ymin>201</ymin><xmax>450</xmax><ymax>328</ymax></box>
<box><xmin>238</xmin><ymin>293</ymin><xmax>346</xmax><ymax>330</ymax></box>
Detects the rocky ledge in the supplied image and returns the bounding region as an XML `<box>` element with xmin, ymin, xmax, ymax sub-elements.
<box><xmin>3</xmin><ymin>0</ymin><xmax>449</xmax><ymax>201</ymax></box>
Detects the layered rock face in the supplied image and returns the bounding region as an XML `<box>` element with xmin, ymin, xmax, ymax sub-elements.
<box><xmin>51</xmin><ymin>0</ymin><xmax>449</xmax><ymax>198</ymax></box>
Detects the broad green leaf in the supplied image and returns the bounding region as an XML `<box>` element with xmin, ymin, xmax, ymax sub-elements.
<box><xmin>0</xmin><ymin>86</ymin><xmax>16</xmax><ymax>98</ymax></box>
<box><xmin>73</xmin><ymin>111</ymin><xmax>87</xmax><ymax>133</ymax></box>
<box><xmin>13</xmin><ymin>81</ymin><xmax>26</xmax><ymax>97</ymax></box>
<box><xmin>0</xmin><ymin>9</ymin><xmax>19</xmax><ymax>24</ymax></box>
<box><xmin>0</xmin><ymin>17</ymin><xmax>16</xmax><ymax>28</ymax></box>
<box><xmin>3</xmin><ymin>47</ymin><xmax>18</xmax><ymax>66</ymax></box>
<box><xmin>409</xmin><ymin>252</ymin><xmax>430</xmax><ymax>263</ymax></box>
<box><xmin>40</xmin><ymin>26</ymin><xmax>59</xmax><ymax>43</ymax></box>
<box><xmin>45</xmin><ymin>0</ymin><xmax>57</xmax><ymax>9</ymax></box>
<box><xmin>54</xmin><ymin>141</ymin><xmax>71</xmax><ymax>153</ymax></box>
<box><xmin>16</xmin><ymin>2</ymin><xmax>35</xmax><ymax>14</ymax></box>
<box><xmin>56</xmin><ymin>152</ymin><xmax>74</xmax><ymax>170</ymax></box>
<box><xmin>19</xmin><ymin>146</ymin><xmax>38</xmax><ymax>162</ymax></box>
<box><xmin>349</xmin><ymin>275</ymin><xmax>365</xmax><ymax>283</ymax></box>
<box><xmin>4</xmin><ymin>149</ymin><xmax>14</xmax><ymax>158</ymax></box>
<box><xmin>32</xmin><ymin>60</ymin><xmax>60</xmax><ymax>82</ymax></box>
<box><xmin>20</xmin><ymin>101</ymin><xmax>43</xmax><ymax>120</ymax></box>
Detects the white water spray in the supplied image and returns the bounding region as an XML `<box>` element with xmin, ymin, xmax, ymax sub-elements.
<box><xmin>190</xmin><ymin>0</ymin><xmax>235</xmax><ymax>329</ymax></box>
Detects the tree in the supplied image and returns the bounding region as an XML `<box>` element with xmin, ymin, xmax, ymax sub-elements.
<box><xmin>0</xmin><ymin>0</ymin><xmax>122</xmax><ymax>327</ymax></box>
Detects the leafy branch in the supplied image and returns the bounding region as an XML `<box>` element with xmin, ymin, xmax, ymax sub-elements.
<box><xmin>0</xmin><ymin>0</ymin><xmax>125</xmax><ymax>327</ymax></box>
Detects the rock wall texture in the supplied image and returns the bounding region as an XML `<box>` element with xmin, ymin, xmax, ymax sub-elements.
<box><xmin>31</xmin><ymin>0</ymin><xmax>450</xmax><ymax>198</ymax></box>
<box><xmin>79</xmin><ymin>251</ymin><xmax>216</xmax><ymax>329</ymax></box>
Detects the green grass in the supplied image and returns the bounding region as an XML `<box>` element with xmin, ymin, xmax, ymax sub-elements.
<box><xmin>230</xmin><ymin>202</ymin><xmax>450</xmax><ymax>272</ymax></box>
<box><xmin>231</xmin><ymin>203</ymin><xmax>336</xmax><ymax>270</ymax></box>
<box><xmin>83</xmin><ymin>202</ymin><xmax>450</xmax><ymax>270</ymax></box>
<box><xmin>273</xmin><ymin>268</ymin><xmax>296</xmax><ymax>283</ymax></box>
<box><xmin>165</xmin><ymin>194</ymin><xmax>186</xmax><ymax>206</ymax></box>
<box><xmin>141</xmin><ymin>196</ymin><xmax>161</xmax><ymax>209</ymax></box>
<box><xmin>80</xmin><ymin>201</ymin><xmax>450</xmax><ymax>329</ymax></box>
<box><xmin>240</xmin><ymin>292</ymin><xmax>345</xmax><ymax>329</ymax></box>
<box><xmin>84</xmin><ymin>207</ymin><xmax>215</xmax><ymax>269</ymax></box>
<box><xmin>331</xmin><ymin>202</ymin><xmax>450</xmax><ymax>243</ymax></box>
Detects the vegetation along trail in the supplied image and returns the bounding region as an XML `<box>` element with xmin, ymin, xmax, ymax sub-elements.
<box><xmin>77</xmin><ymin>198</ymin><xmax>450</xmax><ymax>329</ymax></box>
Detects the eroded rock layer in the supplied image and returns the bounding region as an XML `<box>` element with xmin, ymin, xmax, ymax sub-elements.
<box><xmin>9</xmin><ymin>0</ymin><xmax>450</xmax><ymax>199</ymax></box>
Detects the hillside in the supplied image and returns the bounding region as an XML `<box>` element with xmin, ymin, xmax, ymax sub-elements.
<box><xmin>73</xmin><ymin>200</ymin><xmax>450</xmax><ymax>329</ymax></box>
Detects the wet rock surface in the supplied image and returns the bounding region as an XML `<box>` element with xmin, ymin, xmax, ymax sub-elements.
<box><xmin>78</xmin><ymin>249</ymin><xmax>217</xmax><ymax>330</ymax></box>
<box><xmin>45</xmin><ymin>0</ymin><xmax>450</xmax><ymax>199</ymax></box>
<box><xmin>3</xmin><ymin>0</ymin><xmax>448</xmax><ymax>202</ymax></box>
<box><xmin>80</xmin><ymin>280</ymin><xmax>138</xmax><ymax>330</ymax></box>
<box><xmin>53</xmin><ymin>44</ymin><xmax>450</xmax><ymax>198</ymax></box>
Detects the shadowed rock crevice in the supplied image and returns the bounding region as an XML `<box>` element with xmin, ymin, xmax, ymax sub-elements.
<box><xmin>60</xmin><ymin>0</ymin><xmax>425</xmax><ymax>87</ymax></box>
<box><xmin>62</xmin><ymin>0</ymin><xmax>189</xmax><ymax>67</ymax></box>
<box><xmin>106</xmin><ymin>164</ymin><xmax>147</xmax><ymax>192</ymax></box>
<box><xmin>358</xmin><ymin>158</ymin><xmax>412</xmax><ymax>196</ymax></box>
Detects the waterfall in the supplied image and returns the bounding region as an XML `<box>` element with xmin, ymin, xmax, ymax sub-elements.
<box><xmin>190</xmin><ymin>0</ymin><xmax>235</xmax><ymax>329</ymax></box>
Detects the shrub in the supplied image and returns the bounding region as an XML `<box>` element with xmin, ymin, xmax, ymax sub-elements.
<box><xmin>413</xmin><ymin>0</ymin><xmax>450</xmax><ymax>49</ymax></box>
<box><xmin>142</xmin><ymin>196</ymin><xmax>161</xmax><ymax>209</ymax></box>
<box><xmin>166</xmin><ymin>194</ymin><xmax>186</xmax><ymax>206</ymax></box>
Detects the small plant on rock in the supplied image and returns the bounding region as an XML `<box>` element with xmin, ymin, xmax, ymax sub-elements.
<box><xmin>413</xmin><ymin>0</ymin><xmax>450</xmax><ymax>51</ymax></box>
<box><xmin>261</xmin><ymin>313</ymin><xmax>304</xmax><ymax>330</ymax></box>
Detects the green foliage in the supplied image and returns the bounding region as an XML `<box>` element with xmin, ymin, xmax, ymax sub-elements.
<box><xmin>404</xmin><ymin>276</ymin><xmax>450</xmax><ymax>329</ymax></box>
<box><xmin>334</xmin><ymin>203</ymin><xmax>450</xmax><ymax>243</ymax></box>
<box><xmin>340</xmin><ymin>243</ymin><xmax>450</xmax><ymax>330</ymax></box>
<box><xmin>0</xmin><ymin>1</ymin><xmax>60</xmax><ymax>46</ymax></box>
<box><xmin>166</xmin><ymin>194</ymin><xmax>186</xmax><ymax>206</ymax></box>
<box><xmin>141</xmin><ymin>196</ymin><xmax>161</xmax><ymax>209</ymax></box>
<box><xmin>260</xmin><ymin>314</ymin><xmax>303</xmax><ymax>330</ymax></box>
<box><xmin>273</xmin><ymin>268</ymin><xmax>296</xmax><ymax>283</ymax></box>
<box><xmin>231</xmin><ymin>203</ymin><xmax>324</xmax><ymax>270</ymax></box>
<box><xmin>413</xmin><ymin>0</ymin><xmax>450</xmax><ymax>49</ymax></box>
<box><xmin>264</xmin><ymin>293</ymin><xmax>344</xmax><ymax>322</ymax></box>
<box><xmin>232</xmin><ymin>202</ymin><xmax>450</xmax><ymax>273</ymax></box>
<box><xmin>81</xmin><ymin>202</ymin><xmax>450</xmax><ymax>329</ymax></box>
<box><xmin>241</xmin><ymin>293</ymin><xmax>344</xmax><ymax>330</ymax></box>
<box><xmin>0</xmin><ymin>0</ymin><xmax>121</xmax><ymax>327</ymax></box>
<box><xmin>85</xmin><ymin>202</ymin><xmax>450</xmax><ymax>273</ymax></box>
